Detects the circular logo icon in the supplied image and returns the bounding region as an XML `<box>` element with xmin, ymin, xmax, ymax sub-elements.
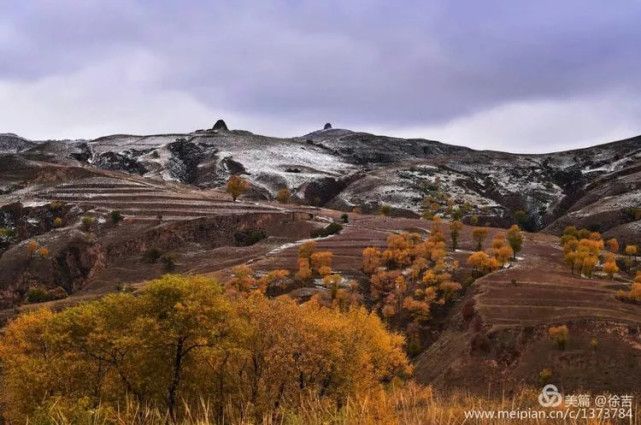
<box><xmin>538</xmin><ymin>384</ymin><xmax>563</xmax><ymax>407</ymax></box>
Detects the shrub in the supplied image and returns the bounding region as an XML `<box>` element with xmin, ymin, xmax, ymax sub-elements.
<box><xmin>621</xmin><ymin>207</ymin><xmax>641</xmax><ymax>222</ymax></box>
<box><xmin>380</xmin><ymin>205</ymin><xmax>392</xmax><ymax>217</ymax></box>
<box><xmin>341</xmin><ymin>213</ymin><xmax>349</xmax><ymax>223</ymax></box>
<box><xmin>53</xmin><ymin>217</ymin><xmax>63</xmax><ymax>227</ymax></box>
<box><xmin>548</xmin><ymin>325</ymin><xmax>569</xmax><ymax>350</ymax></box>
<box><xmin>142</xmin><ymin>247</ymin><xmax>162</xmax><ymax>263</ymax></box>
<box><xmin>625</xmin><ymin>245</ymin><xmax>638</xmax><ymax>258</ymax></box>
<box><xmin>25</xmin><ymin>288</ymin><xmax>53</xmax><ymax>303</ymax></box>
<box><xmin>81</xmin><ymin>216</ymin><xmax>93</xmax><ymax>231</ymax></box>
<box><xmin>311</xmin><ymin>222</ymin><xmax>343</xmax><ymax>238</ymax></box>
<box><xmin>110</xmin><ymin>210</ymin><xmax>123</xmax><ymax>224</ymax></box>
<box><xmin>276</xmin><ymin>188</ymin><xmax>291</xmax><ymax>203</ymax></box>
<box><xmin>25</xmin><ymin>287</ymin><xmax>66</xmax><ymax>303</ymax></box>
<box><xmin>160</xmin><ymin>254</ymin><xmax>176</xmax><ymax>272</ymax></box>
<box><xmin>0</xmin><ymin>228</ymin><xmax>15</xmax><ymax>250</ymax></box>
<box><xmin>234</xmin><ymin>229</ymin><xmax>267</xmax><ymax>246</ymax></box>
<box><xmin>27</xmin><ymin>241</ymin><xmax>39</xmax><ymax>257</ymax></box>
<box><xmin>514</xmin><ymin>210</ymin><xmax>528</xmax><ymax>224</ymax></box>
<box><xmin>49</xmin><ymin>201</ymin><xmax>64</xmax><ymax>211</ymax></box>
<box><xmin>539</xmin><ymin>368</ymin><xmax>553</xmax><ymax>384</ymax></box>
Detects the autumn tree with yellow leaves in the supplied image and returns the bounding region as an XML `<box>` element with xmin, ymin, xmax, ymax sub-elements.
<box><xmin>603</xmin><ymin>253</ymin><xmax>619</xmax><ymax>280</ymax></box>
<box><xmin>276</xmin><ymin>188</ymin><xmax>291</xmax><ymax>203</ymax></box>
<box><xmin>561</xmin><ymin>227</ymin><xmax>604</xmax><ymax>277</ymax></box>
<box><xmin>449</xmin><ymin>220</ymin><xmax>463</xmax><ymax>251</ymax></box>
<box><xmin>362</xmin><ymin>230</ymin><xmax>462</xmax><ymax>326</ymax></box>
<box><xmin>0</xmin><ymin>275</ymin><xmax>410</xmax><ymax>424</ymax></box>
<box><xmin>466</xmin><ymin>251</ymin><xmax>500</xmax><ymax>275</ymax></box>
<box><xmin>472</xmin><ymin>227</ymin><xmax>489</xmax><ymax>250</ymax></box>
<box><xmin>506</xmin><ymin>224</ymin><xmax>523</xmax><ymax>259</ymax></box>
<box><xmin>226</xmin><ymin>174</ymin><xmax>249</xmax><ymax>201</ymax></box>
<box><xmin>617</xmin><ymin>272</ymin><xmax>641</xmax><ymax>303</ymax></box>
<box><xmin>549</xmin><ymin>325</ymin><xmax>569</xmax><ymax>350</ymax></box>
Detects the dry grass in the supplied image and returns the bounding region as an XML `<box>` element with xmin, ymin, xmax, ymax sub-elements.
<box><xmin>33</xmin><ymin>384</ymin><xmax>638</xmax><ymax>425</ymax></box>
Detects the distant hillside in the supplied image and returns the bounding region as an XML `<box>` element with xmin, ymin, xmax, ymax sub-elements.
<box><xmin>2</xmin><ymin>124</ymin><xmax>640</xmax><ymax>243</ymax></box>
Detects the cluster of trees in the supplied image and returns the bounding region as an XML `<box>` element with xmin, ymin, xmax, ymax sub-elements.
<box><xmin>559</xmin><ymin>227</ymin><xmax>633</xmax><ymax>278</ymax></box>
<box><xmin>466</xmin><ymin>225</ymin><xmax>522</xmax><ymax>276</ymax></box>
<box><xmin>293</xmin><ymin>242</ymin><xmax>360</xmax><ymax>309</ymax></box>
<box><xmin>419</xmin><ymin>177</ymin><xmax>478</xmax><ymax>221</ymax></box>
<box><xmin>224</xmin><ymin>264</ymin><xmax>289</xmax><ymax>297</ymax></box>
<box><xmin>0</xmin><ymin>275</ymin><xmax>410</xmax><ymax>424</ymax></box>
<box><xmin>295</xmin><ymin>241</ymin><xmax>334</xmax><ymax>279</ymax></box>
<box><xmin>561</xmin><ymin>227</ymin><xmax>607</xmax><ymax>277</ymax></box>
<box><xmin>617</xmin><ymin>272</ymin><xmax>641</xmax><ymax>303</ymax></box>
<box><xmin>362</xmin><ymin>220</ymin><xmax>462</xmax><ymax>325</ymax></box>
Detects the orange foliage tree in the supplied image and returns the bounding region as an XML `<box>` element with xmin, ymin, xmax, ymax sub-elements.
<box><xmin>276</xmin><ymin>188</ymin><xmax>291</xmax><ymax>203</ymax></box>
<box><xmin>561</xmin><ymin>228</ymin><xmax>604</xmax><ymax>277</ymax></box>
<box><xmin>310</xmin><ymin>251</ymin><xmax>333</xmax><ymax>276</ymax></box>
<box><xmin>472</xmin><ymin>227</ymin><xmax>489</xmax><ymax>250</ymax></box>
<box><xmin>226</xmin><ymin>174</ymin><xmax>249</xmax><ymax>201</ymax></box>
<box><xmin>506</xmin><ymin>224</ymin><xmax>523</xmax><ymax>259</ymax></box>
<box><xmin>449</xmin><ymin>220</ymin><xmax>463</xmax><ymax>251</ymax></box>
<box><xmin>27</xmin><ymin>241</ymin><xmax>39</xmax><ymax>257</ymax></box>
<box><xmin>0</xmin><ymin>275</ymin><xmax>410</xmax><ymax>423</ymax></box>
<box><xmin>603</xmin><ymin>254</ymin><xmax>619</xmax><ymax>280</ymax></box>
<box><xmin>466</xmin><ymin>251</ymin><xmax>500</xmax><ymax>275</ymax></box>
<box><xmin>362</xmin><ymin>247</ymin><xmax>382</xmax><ymax>274</ymax></box>
<box><xmin>363</xmin><ymin>229</ymin><xmax>461</xmax><ymax>326</ymax></box>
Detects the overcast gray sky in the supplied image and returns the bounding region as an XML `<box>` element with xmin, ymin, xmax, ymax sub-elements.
<box><xmin>1</xmin><ymin>0</ymin><xmax>640</xmax><ymax>153</ymax></box>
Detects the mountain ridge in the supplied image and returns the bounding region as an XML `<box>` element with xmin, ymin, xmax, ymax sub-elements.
<box><xmin>2</xmin><ymin>124</ymin><xmax>640</xmax><ymax>244</ymax></box>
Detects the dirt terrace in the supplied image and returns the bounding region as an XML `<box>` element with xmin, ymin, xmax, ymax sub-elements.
<box><xmin>35</xmin><ymin>177</ymin><xmax>284</xmax><ymax>221</ymax></box>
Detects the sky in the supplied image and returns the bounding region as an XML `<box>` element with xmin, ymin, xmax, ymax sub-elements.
<box><xmin>1</xmin><ymin>0</ymin><xmax>641</xmax><ymax>153</ymax></box>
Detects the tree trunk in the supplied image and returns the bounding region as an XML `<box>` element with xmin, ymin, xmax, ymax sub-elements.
<box><xmin>168</xmin><ymin>338</ymin><xmax>185</xmax><ymax>423</ymax></box>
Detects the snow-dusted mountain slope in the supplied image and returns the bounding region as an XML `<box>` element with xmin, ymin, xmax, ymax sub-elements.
<box><xmin>3</xmin><ymin>123</ymin><xmax>641</xmax><ymax>240</ymax></box>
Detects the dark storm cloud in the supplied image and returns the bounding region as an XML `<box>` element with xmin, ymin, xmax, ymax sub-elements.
<box><xmin>1</xmin><ymin>0</ymin><xmax>641</xmax><ymax>151</ymax></box>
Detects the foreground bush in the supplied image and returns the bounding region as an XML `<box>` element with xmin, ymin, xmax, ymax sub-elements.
<box><xmin>0</xmin><ymin>275</ymin><xmax>409</xmax><ymax>424</ymax></box>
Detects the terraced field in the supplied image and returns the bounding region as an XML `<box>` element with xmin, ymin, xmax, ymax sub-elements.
<box><xmin>34</xmin><ymin>177</ymin><xmax>283</xmax><ymax>222</ymax></box>
<box><xmin>471</xmin><ymin>234</ymin><xmax>641</xmax><ymax>328</ymax></box>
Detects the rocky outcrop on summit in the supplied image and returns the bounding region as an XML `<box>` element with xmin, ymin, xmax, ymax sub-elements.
<box><xmin>324</xmin><ymin>123</ymin><xmax>332</xmax><ymax>130</ymax></box>
<box><xmin>212</xmin><ymin>119</ymin><xmax>228</xmax><ymax>131</ymax></box>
